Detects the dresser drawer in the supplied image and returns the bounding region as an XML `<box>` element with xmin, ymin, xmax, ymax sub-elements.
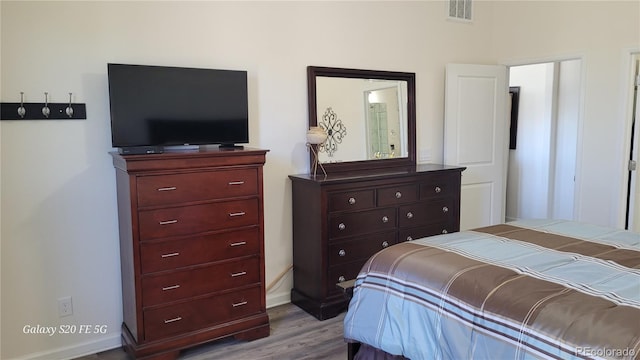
<box><xmin>399</xmin><ymin>223</ymin><xmax>455</xmax><ymax>242</ymax></box>
<box><xmin>142</xmin><ymin>257</ymin><xmax>260</xmax><ymax>307</ymax></box>
<box><xmin>138</xmin><ymin>199</ymin><xmax>258</xmax><ymax>240</ymax></box>
<box><xmin>140</xmin><ymin>228</ymin><xmax>260</xmax><ymax>274</ymax></box>
<box><xmin>329</xmin><ymin>208</ymin><xmax>396</xmax><ymax>239</ymax></box>
<box><xmin>398</xmin><ymin>199</ymin><xmax>454</xmax><ymax>228</ymax></box>
<box><xmin>377</xmin><ymin>184</ymin><xmax>418</xmax><ymax>206</ymax></box>
<box><xmin>420</xmin><ymin>174</ymin><xmax>460</xmax><ymax>200</ymax></box>
<box><xmin>328</xmin><ymin>262</ymin><xmax>366</xmax><ymax>296</ymax></box>
<box><xmin>137</xmin><ymin>169</ymin><xmax>258</xmax><ymax>208</ymax></box>
<box><xmin>328</xmin><ymin>232</ymin><xmax>396</xmax><ymax>266</ymax></box>
<box><xmin>328</xmin><ymin>189</ymin><xmax>375</xmax><ymax>212</ymax></box>
<box><xmin>143</xmin><ymin>286</ymin><xmax>262</xmax><ymax>341</ymax></box>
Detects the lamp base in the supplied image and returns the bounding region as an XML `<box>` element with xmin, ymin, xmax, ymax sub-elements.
<box><xmin>307</xmin><ymin>143</ymin><xmax>327</xmax><ymax>177</ymax></box>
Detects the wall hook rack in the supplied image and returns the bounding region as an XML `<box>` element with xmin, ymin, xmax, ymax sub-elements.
<box><xmin>1</xmin><ymin>92</ymin><xmax>87</xmax><ymax>120</ymax></box>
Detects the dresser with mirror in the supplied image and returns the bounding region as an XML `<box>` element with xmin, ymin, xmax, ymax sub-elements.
<box><xmin>289</xmin><ymin>66</ymin><xmax>465</xmax><ymax>320</ymax></box>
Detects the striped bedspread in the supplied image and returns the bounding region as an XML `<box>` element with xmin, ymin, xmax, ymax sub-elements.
<box><xmin>343</xmin><ymin>220</ymin><xmax>640</xmax><ymax>360</ymax></box>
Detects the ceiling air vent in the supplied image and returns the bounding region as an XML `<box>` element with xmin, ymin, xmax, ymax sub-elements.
<box><xmin>448</xmin><ymin>0</ymin><xmax>472</xmax><ymax>21</ymax></box>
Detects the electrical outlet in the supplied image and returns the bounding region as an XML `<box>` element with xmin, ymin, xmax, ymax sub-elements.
<box><xmin>58</xmin><ymin>296</ymin><xmax>73</xmax><ymax>317</ymax></box>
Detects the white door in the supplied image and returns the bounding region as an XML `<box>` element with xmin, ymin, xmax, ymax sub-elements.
<box><xmin>445</xmin><ymin>64</ymin><xmax>509</xmax><ymax>230</ymax></box>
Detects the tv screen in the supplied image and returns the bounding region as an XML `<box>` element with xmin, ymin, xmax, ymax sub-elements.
<box><xmin>107</xmin><ymin>63</ymin><xmax>249</xmax><ymax>149</ymax></box>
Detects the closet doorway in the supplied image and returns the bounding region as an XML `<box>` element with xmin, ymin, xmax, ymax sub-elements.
<box><xmin>506</xmin><ymin>59</ymin><xmax>581</xmax><ymax>222</ymax></box>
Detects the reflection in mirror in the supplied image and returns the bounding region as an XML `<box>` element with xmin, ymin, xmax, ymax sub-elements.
<box><xmin>365</xmin><ymin>85</ymin><xmax>406</xmax><ymax>159</ymax></box>
<box><xmin>315</xmin><ymin>77</ymin><xmax>408</xmax><ymax>163</ymax></box>
<box><xmin>308</xmin><ymin>66</ymin><xmax>416</xmax><ymax>174</ymax></box>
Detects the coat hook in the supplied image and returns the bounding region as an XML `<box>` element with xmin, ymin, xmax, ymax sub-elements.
<box><xmin>42</xmin><ymin>92</ymin><xmax>50</xmax><ymax>118</ymax></box>
<box><xmin>17</xmin><ymin>92</ymin><xmax>26</xmax><ymax>118</ymax></box>
<box><xmin>65</xmin><ymin>93</ymin><xmax>74</xmax><ymax>118</ymax></box>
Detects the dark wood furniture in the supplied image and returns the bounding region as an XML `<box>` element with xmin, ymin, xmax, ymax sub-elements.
<box><xmin>289</xmin><ymin>164</ymin><xmax>464</xmax><ymax>320</ymax></box>
<box><xmin>307</xmin><ymin>66</ymin><xmax>416</xmax><ymax>173</ymax></box>
<box><xmin>111</xmin><ymin>147</ymin><xmax>270</xmax><ymax>360</ymax></box>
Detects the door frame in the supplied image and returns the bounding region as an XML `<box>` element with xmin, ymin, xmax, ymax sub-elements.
<box><xmin>620</xmin><ymin>50</ymin><xmax>640</xmax><ymax>229</ymax></box>
<box><xmin>501</xmin><ymin>54</ymin><xmax>586</xmax><ymax>222</ymax></box>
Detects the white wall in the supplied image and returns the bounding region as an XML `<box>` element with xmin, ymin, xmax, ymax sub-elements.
<box><xmin>507</xmin><ymin>63</ymin><xmax>555</xmax><ymax>220</ymax></box>
<box><xmin>507</xmin><ymin>60</ymin><xmax>581</xmax><ymax>222</ymax></box>
<box><xmin>491</xmin><ymin>0</ymin><xmax>640</xmax><ymax>226</ymax></box>
<box><xmin>1</xmin><ymin>1</ymin><xmax>638</xmax><ymax>359</ymax></box>
<box><xmin>0</xmin><ymin>2</ymin><xmax>497</xmax><ymax>359</ymax></box>
<box><xmin>553</xmin><ymin>59</ymin><xmax>581</xmax><ymax>220</ymax></box>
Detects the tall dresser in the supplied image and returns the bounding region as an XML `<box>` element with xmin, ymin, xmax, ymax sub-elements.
<box><xmin>289</xmin><ymin>164</ymin><xmax>464</xmax><ymax>320</ymax></box>
<box><xmin>111</xmin><ymin>148</ymin><xmax>270</xmax><ymax>360</ymax></box>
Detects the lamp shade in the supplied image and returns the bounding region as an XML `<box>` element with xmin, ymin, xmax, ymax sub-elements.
<box><xmin>306</xmin><ymin>126</ymin><xmax>327</xmax><ymax>145</ymax></box>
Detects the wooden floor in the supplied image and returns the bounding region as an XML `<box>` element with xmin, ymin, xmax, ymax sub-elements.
<box><xmin>76</xmin><ymin>303</ymin><xmax>347</xmax><ymax>360</ymax></box>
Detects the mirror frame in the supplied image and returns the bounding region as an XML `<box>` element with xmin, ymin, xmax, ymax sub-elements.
<box><xmin>308</xmin><ymin>66</ymin><xmax>416</xmax><ymax>174</ymax></box>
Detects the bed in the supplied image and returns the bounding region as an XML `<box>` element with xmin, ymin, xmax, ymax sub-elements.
<box><xmin>343</xmin><ymin>219</ymin><xmax>640</xmax><ymax>360</ymax></box>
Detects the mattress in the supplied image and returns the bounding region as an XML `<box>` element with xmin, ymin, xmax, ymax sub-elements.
<box><xmin>343</xmin><ymin>219</ymin><xmax>640</xmax><ymax>360</ymax></box>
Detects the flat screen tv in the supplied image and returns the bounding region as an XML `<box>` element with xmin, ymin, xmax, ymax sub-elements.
<box><xmin>107</xmin><ymin>63</ymin><xmax>249</xmax><ymax>153</ymax></box>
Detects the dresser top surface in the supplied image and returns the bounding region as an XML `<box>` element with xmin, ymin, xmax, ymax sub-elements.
<box><xmin>110</xmin><ymin>146</ymin><xmax>268</xmax><ymax>160</ymax></box>
<box><xmin>111</xmin><ymin>147</ymin><xmax>269</xmax><ymax>173</ymax></box>
<box><xmin>289</xmin><ymin>164</ymin><xmax>465</xmax><ymax>184</ymax></box>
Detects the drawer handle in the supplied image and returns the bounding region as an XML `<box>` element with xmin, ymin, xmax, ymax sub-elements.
<box><xmin>157</xmin><ymin>186</ymin><xmax>177</xmax><ymax>192</ymax></box>
<box><xmin>164</xmin><ymin>317</ymin><xmax>182</xmax><ymax>324</ymax></box>
<box><xmin>395</xmin><ymin>191</ymin><xmax>402</xmax><ymax>199</ymax></box>
<box><xmin>442</xmin><ymin>229</ymin><xmax>449</xmax><ymax>234</ymax></box>
<box><xmin>159</xmin><ymin>219</ymin><xmax>178</xmax><ymax>225</ymax></box>
<box><xmin>406</xmin><ymin>212</ymin><xmax>413</xmax><ymax>219</ymax></box>
<box><xmin>228</xmin><ymin>181</ymin><xmax>245</xmax><ymax>185</ymax></box>
<box><xmin>406</xmin><ymin>236</ymin><xmax>413</xmax><ymax>241</ymax></box>
<box><xmin>229</xmin><ymin>241</ymin><xmax>247</xmax><ymax>247</ymax></box>
<box><xmin>435</xmin><ymin>186</ymin><xmax>442</xmax><ymax>193</ymax></box>
<box><xmin>161</xmin><ymin>252</ymin><xmax>180</xmax><ymax>258</ymax></box>
<box><xmin>230</xmin><ymin>271</ymin><xmax>247</xmax><ymax>277</ymax></box>
<box><xmin>338</xmin><ymin>276</ymin><xmax>346</xmax><ymax>283</ymax></box>
<box><xmin>162</xmin><ymin>285</ymin><xmax>180</xmax><ymax>291</ymax></box>
<box><xmin>382</xmin><ymin>241</ymin><xmax>389</xmax><ymax>248</ymax></box>
<box><xmin>381</xmin><ymin>216</ymin><xmax>389</xmax><ymax>223</ymax></box>
<box><xmin>232</xmin><ymin>301</ymin><xmax>248</xmax><ymax>307</ymax></box>
<box><xmin>442</xmin><ymin>206</ymin><xmax>449</xmax><ymax>213</ymax></box>
<box><xmin>229</xmin><ymin>211</ymin><xmax>246</xmax><ymax>217</ymax></box>
<box><xmin>338</xmin><ymin>223</ymin><xmax>346</xmax><ymax>230</ymax></box>
<box><xmin>338</xmin><ymin>249</ymin><xmax>346</xmax><ymax>257</ymax></box>
<box><xmin>348</xmin><ymin>197</ymin><xmax>356</xmax><ymax>205</ymax></box>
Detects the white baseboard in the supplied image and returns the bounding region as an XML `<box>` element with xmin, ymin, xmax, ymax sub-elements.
<box><xmin>266</xmin><ymin>290</ymin><xmax>291</xmax><ymax>309</ymax></box>
<box><xmin>9</xmin><ymin>334</ymin><xmax>122</xmax><ymax>360</ymax></box>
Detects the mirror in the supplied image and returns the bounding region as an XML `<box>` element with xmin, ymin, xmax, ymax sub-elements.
<box><xmin>308</xmin><ymin>66</ymin><xmax>416</xmax><ymax>173</ymax></box>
